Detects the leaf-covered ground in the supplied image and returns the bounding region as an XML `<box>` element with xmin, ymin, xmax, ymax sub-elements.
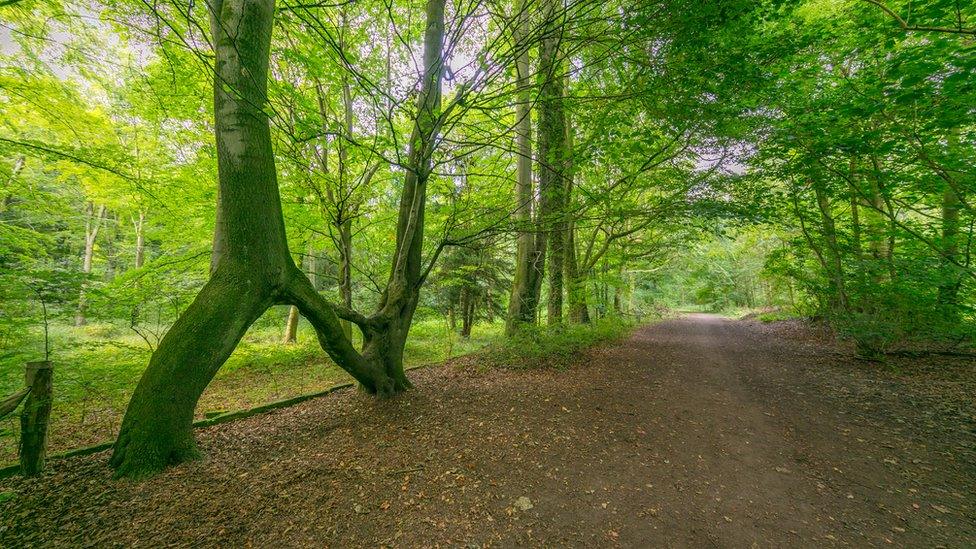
<box><xmin>1</xmin><ymin>315</ymin><xmax>974</xmax><ymax>546</ymax></box>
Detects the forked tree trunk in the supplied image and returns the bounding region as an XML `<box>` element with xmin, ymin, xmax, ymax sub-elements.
<box><xmin>506</xmin><ymin>0</ymin><xmax>543</xmax><ymax>335</ymax></box>
<box><xmin>110</xmin><ymin>0</ymin><xmax>405</xmax><ymax>478</ymax></box>
<box><xmin>356</xmin><ymin>0</ymin><xmax>446</xmax><ymax>388</ymax></box>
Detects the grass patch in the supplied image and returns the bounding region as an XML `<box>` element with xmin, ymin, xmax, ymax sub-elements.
<box><xmin>482</xmin><ymin>316</ymin><xmax>635</xmax><ymax>370</ymax></box>
<box><xmin>0</xmin><ymin>311</ymin><xmax>638</xmax><ymax>466</ymax></box>
<box><xmin>757</xmin><ymin>310</ymin><xmax>799</xmax><ymax>323</ymax></box>
<box><xmin>0</xmin><ymin>311</ymin><xmax>503</xmax><ymax>464</ymax></box>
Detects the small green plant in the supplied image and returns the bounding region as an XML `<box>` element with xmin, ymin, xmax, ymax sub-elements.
<box><xmin>757</xmin><ymin>310</ymin><xmax>797</xmax><ymax>323</ymax></box>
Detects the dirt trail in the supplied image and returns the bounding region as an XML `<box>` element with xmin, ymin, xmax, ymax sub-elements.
<box><xmin>2</xmin><ymin>315</ymin><xmax>974</xmax><ymax>547</ymax></box>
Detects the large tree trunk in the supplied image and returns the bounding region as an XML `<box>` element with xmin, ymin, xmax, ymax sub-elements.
<box><xmin>110</xmin><ymin>0</ymin><xmax>398</xmax><ymax>478</ymax></box>
<box><xmin>505</xmin><ymin>0</ymin><xmax>542</xmax><ymax>335</ymax></box>
<box><xmin>537</xmin><ymin>0</ymin><xmax>567</xmax><ymax>325</ymax></box>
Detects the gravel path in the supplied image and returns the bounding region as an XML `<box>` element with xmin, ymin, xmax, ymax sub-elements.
<box><xmin>2</xmin><ymin>314</ymin><xmax>974</xmax><ymax>547</ymax></box>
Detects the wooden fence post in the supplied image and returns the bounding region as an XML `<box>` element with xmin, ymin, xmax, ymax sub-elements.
<box><xmin>20</xmin><ymin>361</ymin><xmax>53</xmax><ymax>477</ymax></box>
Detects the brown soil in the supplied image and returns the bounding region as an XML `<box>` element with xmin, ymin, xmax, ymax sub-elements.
<box><xmin>1</xmin><ymin>314</ymin><xmax>974</xmax><ymax>547</ymax></box>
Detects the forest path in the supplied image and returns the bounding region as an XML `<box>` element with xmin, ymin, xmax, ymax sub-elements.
<box><xmin>2</xmin><ymin>315</ymin><xmax>974</xmax><ymax>547</ymax></box>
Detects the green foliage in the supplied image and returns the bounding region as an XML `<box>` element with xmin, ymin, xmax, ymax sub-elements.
<box><xmin>0</xmin><ymin>0</ymin><xmax>973</xmax><ymax>468</ymax></box>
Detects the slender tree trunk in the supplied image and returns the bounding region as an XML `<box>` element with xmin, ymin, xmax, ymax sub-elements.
<box><xmin>103</xmin><ymin>211</ymin><xmax>121</xmax><ymax>283</ymax></box>
<box><xmin>506</xmin><ymin>0</ymin><xmax>542</xmax><ymax>335</ymax></box>
<box><xmin>939</xmin><ymin>184</ymin><xmax>962</xmax><ymax>307</ymax></box>
<box><xmin>336</xmin><ymin>35</ymin><xmax>356</xmax><ymax>339</ymax></box>
<box><xmin>538</xmin><ymin>0</ymin><xmax>567</xmax><ymax>325</ymax></box>
<box><xmin>76</xmin><ymin>202</ymin><xmax>106</xmax><ymax>326</ymax></box>
<box><xmin>338</xmin><ymin>219</ymin><xmax>353</xmax><ymax>338</ymax></box>
<box><xmin>282</xmin><ymin>305</ymin><xmax>300</xmax><ymax>344</ymax></box>
<box><xmin>485</xmin><ymin>287</ymin><xmax>494</xmax><ymax>323</ymax></box>
<box><xmin>133</xmin><ymin>210</ymin><xmax>146</xmax><ymax>269</ymax></box>
<box><xmin>1</xmin><ymin>156</ymin><xmax>24</xmax><ymax>211</ymax></box>
<box><xmin>563</xmin><ymin>85</ymin><xmax>587</xmax><ymax>324</ymax></box>
<box><xmin>812</xmin><ymin>180</ymin><xmax>849</xmax><ymax>312</ymax></box>
<box><xmin>866</xmin><ymin>156</ymin><xmax>893</xmax><ymax>282</ymax></box>
<box><xmin>460</xmin><ymin>287</ymin><xmax>474</xmax><ymax>338</ymax></box>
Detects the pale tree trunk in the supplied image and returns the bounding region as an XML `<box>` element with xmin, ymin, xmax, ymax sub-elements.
<box><xmin>76</xmin><ymin>202</ymin><xmax>106</xmax><ymax>326</ymax></box>
<box><xmin>111</xmin><ymin>0</ymin><xmax>401</xmax><ymax>479</ymax></box>
<box><xmin>538</xmin><ymin>0</ymin><xmax>567</xmax><ymax>325</ymax></box>
<box><xmin>104</xmin><ymin>211</ymin><xmax>121</xmax><ymax>282</ymax></box>
<box><xmin>485</xmin><ymin>287</ymin><xmax>494</xmax><ymax>323</ymax></box>
<box><xmin>282</xmin><ymin>305</ymin><xmax>300</xmax><ymax>344</ymax></box>
<box><xmin>506</xmin><ymin>0</ymin><xmax>542</xmax><ymax>335</ymax></box>
<box><xmin>283</xmin><ymin>244</ymin><xmax>316</xmax><ymax>344</ymax></box>
<box><xmin>1</xmin><ymin>156</ymin><xmax>25</xmax><ymax>211</ymax></box>
<box><xmin>132</xmin><ymin>210</ymin><xmax>146</xmax><ymax>269</ymax></box>
<box><xmin>938</xmin><ymin>131</ymin><xmax>966</xmax><ymax>309</ymax></box>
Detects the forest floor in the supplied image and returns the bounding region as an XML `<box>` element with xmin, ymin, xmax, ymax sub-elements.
<box><xmin>1</xmin><ymin>314</ymin><xmax>974</xmax><ymax>547</ymax></box>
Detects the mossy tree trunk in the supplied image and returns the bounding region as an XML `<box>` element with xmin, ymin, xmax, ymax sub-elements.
<box><xmin>110</xmin><ymin>0</ymin><xmax>444</xmax><ymax>478</ymax></box>
<box><xmin>537</xmin><ymin>0</ymin><xmax>567</xmax><ymax>325</ymax></box>
<box><xmin>506</xmin><ymin>0</ymin><xmax>544</xmax><ymax>335</ymax></box>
